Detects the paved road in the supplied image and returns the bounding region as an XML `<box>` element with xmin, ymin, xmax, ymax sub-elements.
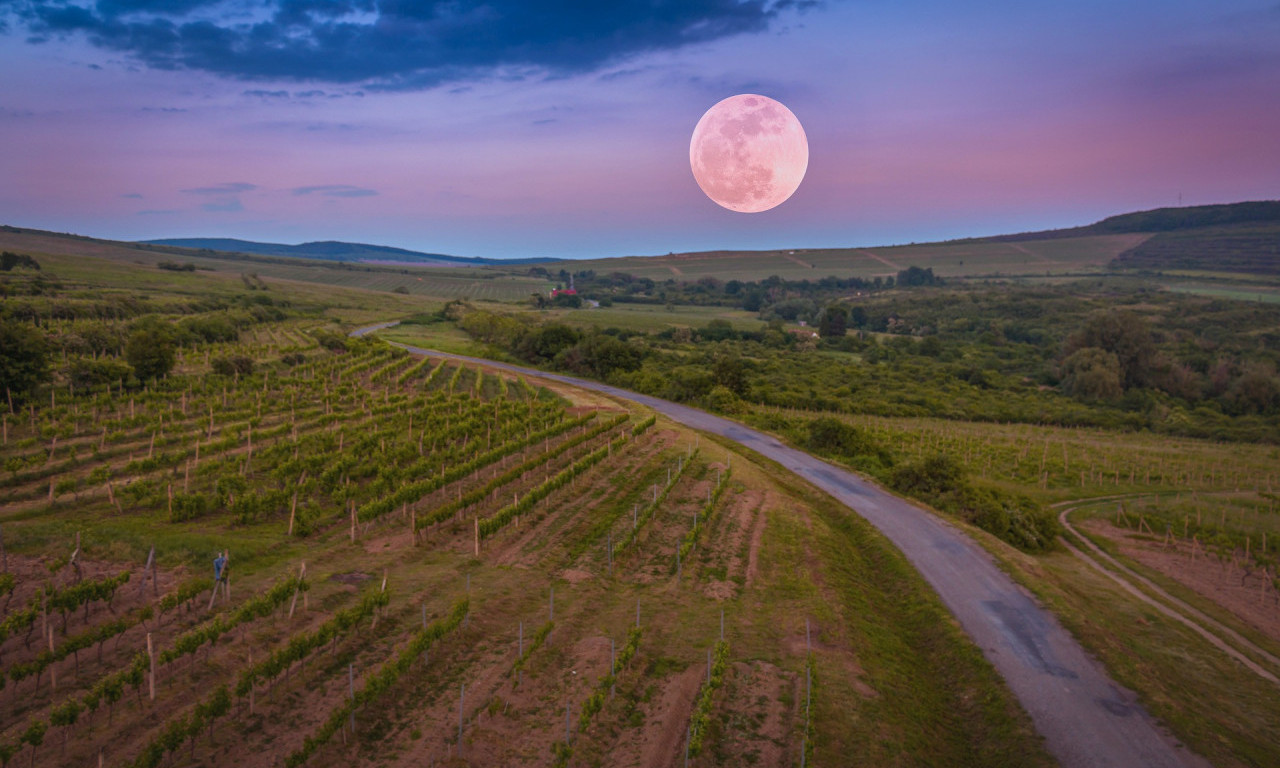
<box><xmin>1056</xmin><ymin>500</ymin><xmax>1280</xmax><ymax>683</ymax></box>
<box><xmin>360</xmin><ymin>325</ymin><xmax>1207</xmax><ymax>768</ymax></box>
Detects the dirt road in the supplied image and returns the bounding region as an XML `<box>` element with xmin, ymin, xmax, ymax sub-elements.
<box><xmin>359</xmin><ymin>326</ymin><xmax>1206</xmax><ymax>768</ymax></box>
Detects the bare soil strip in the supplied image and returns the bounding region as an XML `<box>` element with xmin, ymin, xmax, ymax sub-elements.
<box><xmin>1057</xmin><ymin>501</ymin><xmax>1280</xmax><ymax>683</ymax></box>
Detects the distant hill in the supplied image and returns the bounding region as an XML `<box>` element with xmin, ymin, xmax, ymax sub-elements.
<box><xmin>142</xmin><ymin>238</ymin><xmax>553</xmax><ymax>267</ymax></box>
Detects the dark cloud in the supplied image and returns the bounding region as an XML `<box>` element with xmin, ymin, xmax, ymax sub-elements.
<box><xmin>293</xmin><ymin>184</ymin><xmax>377</xmax><ymax>197</ymax></box>
<box><xmin>243</xmin><ymin>89</ymin><xmax>290</xmax><ymax>98</ymax></box>
<box><xmin>5</xmin><ymin>1</ymin><xmax>807</xmax><ymax>89</ymax></box>
<box><xmin>181</xmin><ymin>182</ymin><xmax>256</xmax><ymax>195</ymax></box>
<box><xmin>121</xmin><ymin>192</ymin><xmax>143</xmax><ymax>198</ymax></box>
<box><xmin>201</xmin><ymin>199</ymin><xmax>243</xmax><ymax>212</ymax></box>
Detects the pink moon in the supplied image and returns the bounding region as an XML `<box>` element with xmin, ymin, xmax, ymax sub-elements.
<box><xmin>689</xmin><ymin>94</ymin><xmax>809</xmax><ymax>213</ymax></box>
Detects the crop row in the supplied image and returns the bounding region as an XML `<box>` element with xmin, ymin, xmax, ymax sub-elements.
<box><xmin>477</xmin><ymin>429</ymin><xmax>635</xmax><ymax>539</ymax></box>
<box><xmin>613</xmin><ymin>450</ymin><xmax>698</xmax><ymax>558</ymax></box>
<box><xmin>416</xmin><ymin>413</ymin><xmax>628</xmax><ymax>531</ymax></box>
<box><xmin>0</xmin><ymin>572</ymin><xmax>130</xmax><ymax>644</ymax></box>
<box><xmin>283</xmin><ymin>597</ymin><xmax>471</xmax><ymax>767</ymax></box>
<box><xmin>687</xmin><ymin>640</ymin><xmax>730</xmax><ymax>757</ymax></box>
<box><xmin>676</xmin><ymin>470</ymin><xmax>732</xmax><ymax>563</ymax></box>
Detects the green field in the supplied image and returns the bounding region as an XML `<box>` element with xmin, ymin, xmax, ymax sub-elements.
<box><xmin>555</xmin><ymin>233</ymin><xmax>1149</xmax><ymax>282</ymax></box>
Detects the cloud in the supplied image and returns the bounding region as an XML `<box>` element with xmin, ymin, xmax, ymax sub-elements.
<box><xmin>243</xmin><ymin>89</ymin><xmax>290</xmax><ymax>98</ymax></box>
<box><xmin>5</xmin><ymin>1</ymin><xmax>808</xmax><ymax>89</ymax></box>
<box><xmin>201</xmin><ymin>199</ymin><xmax>243</xmax><ymax>212</ymax></box>
<box><xmin>136</xmin><ymin>208</ymin><xmax>178</xmax><ymax>215</ymax></box>
<box><xmin>292</xmin><ymin>184</ymin><xmax>378</xmax><ymax>197</ymax></box>
<box><xmin>181</xmin><ymin>182</ymin><xmax>256</xmax><ymax>195</ymax></box>
<box><xmin>121</xmin><ymin>192</ymin><xmax>144</xmax><ymax>198</ymax></box>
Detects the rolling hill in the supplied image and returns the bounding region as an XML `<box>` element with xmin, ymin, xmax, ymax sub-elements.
<box><xmin>141</xmin><ymin>237</ymin><xmax>554</xmax><ymax>266</ymax></box>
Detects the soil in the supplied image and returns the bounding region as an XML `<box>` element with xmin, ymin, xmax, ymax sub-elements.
<box><xmin>712</xmin><ymin>660</ymin><xmax>797</xmax><ymax>767</ymax></box>
<box><xmin>609</xmin><ymin>664</ymin><xmax>704</xmax><ymax>768</ymax></box>
<box><xmin>1083</xmin><ymin>519</ymin><xmax>1280</xmax><ymax>645</ymax></box>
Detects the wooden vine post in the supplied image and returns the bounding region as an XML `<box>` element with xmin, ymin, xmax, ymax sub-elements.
<box><xmin>147</xmin><ymin>632</ymin><xmax>155</xmax><ymax>701</ymax></box>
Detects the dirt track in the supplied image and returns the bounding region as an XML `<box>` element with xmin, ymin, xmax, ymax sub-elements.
<box><xmin>356</xmin><ymin>325</ymin><xmax>1208</xmax><ymax>768</ymax></box>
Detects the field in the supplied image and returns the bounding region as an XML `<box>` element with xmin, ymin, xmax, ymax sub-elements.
<box><xmin>555</xmin><ymin>233</ymin><xmax>1150</xmax><ymax>282</ymax></box>
<box><xmin>0</xmin><ymin>248</ymin><xmax>1053</xmax><ymax>768</ymax></box>
<box><xmin>748</xmin><ymin>408</ymin><xmax>1280</xmax><ymax>766</ymax></box>
<box><xmin>6</xmin><ymin>220</ymin><xmax>1280</xmax><ymax>768</ymax></box>
<box><xmin>0</xmin><ymin>228</ymin><xmax>549</xmax><ymax>304</ymax></box>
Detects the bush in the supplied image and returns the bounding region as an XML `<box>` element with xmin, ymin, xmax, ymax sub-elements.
<box><xmin>67</xmin><ymin>357</ymin><xmax>131</xmax><ymax>391</ymax></box>
<box><xmin>125</xmin><ymin>321</ymin><xmax>176</xmax><ymax>381</ymax></box>
<box><xmin>889</xmin><ymin>453</ymin><xmax>1059</xmax><ymax>552</ymax></box>
<box><xmin>0</xmin><ymin>318</ymin><xmax>51</xmax><ymax>404</ymax></box>
<box><xmin>311</xmin><ymin>329</ymin><xmax>348</xmax><ymax>351</ymax></box>
<box><xmin>806</xmin><ymin>417</ymin><xmax>893</xmax><ymax>470</ymax></box>
<box><xmin>211</xmin><ymin>355</ymin><xmax>255</xmax><ymax>377</ymax></box>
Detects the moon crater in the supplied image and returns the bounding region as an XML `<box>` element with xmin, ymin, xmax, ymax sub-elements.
<box><xmin>690</xmin><ymin>94</ymin><xmax>808</xmax><ymax>213</ymax></box>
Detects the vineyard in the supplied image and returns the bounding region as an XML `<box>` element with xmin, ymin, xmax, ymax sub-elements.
<box><xmin>0</xmin><ymin>241</ymin><xmax>1054</xmax><ymax>768</ymax></box>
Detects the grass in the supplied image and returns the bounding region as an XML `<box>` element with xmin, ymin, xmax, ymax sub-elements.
<box><xmin>548</xmin><ymin>303</ymin><xmax>767</xmax><ymax>332</ymax></box>
<box><xmin>720</xmin><ymin>444</ymin><xmax>1053</xmax><ymax>767</ymax></box>
<box><xmin>554</xmin><ymin>233</ymin><xmax>1144</xmax><ymax>283</ymax></box>
<box><xmin>991</xmin><ymin>542</ymin><xmax>1280</xmax><ymax>768</ymax></box>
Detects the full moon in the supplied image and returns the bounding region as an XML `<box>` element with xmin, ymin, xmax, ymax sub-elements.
<box><xmin>689</xmin><ymin>94</ymin><xmax>808</xmax><ymax>213</ymax></box>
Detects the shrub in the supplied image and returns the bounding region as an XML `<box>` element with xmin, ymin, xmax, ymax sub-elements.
<box><xmin>211</xmin><ymin>355</ymin><xmax>255</xmax><ymax>377</ymax></box>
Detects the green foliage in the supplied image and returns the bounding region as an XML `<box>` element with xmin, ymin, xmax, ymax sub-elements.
<box><xmin>417</xmin><ymin>413</ymin><xmax>623</xmax><ymax>530</ymax></box>
<box><xmin>1063</xmin><ymin>309</ymin><xmax>1156</xmax><ymax>390</ymax></box>
<box><xmin>0</xmin><ymin>318</ymin><xmax>51</xmax><ymax>404</ymax></box>
<box><xmin>817</xmin><ymin>304</ymin><xmax>847</xmax><ymax>337</ymax></box>
<box><xmin>1</xmin><ymin>572</ymin><xmax>130</xmax><ymax>643</ymax></box>
<box><xmin>310</xmin><ymin>328</ymin><xmax>348</xmax><ymax>351</ymax></box>
<box><xmin>688</xmin><ymin>640</ymin><xmax>730</xmax><ymax>756</ymax></box>
<box><xmin>896</xmin><ymin>265</ymin><xmax>940</xmax><ymax>287</ymax></box>
<box><xmin>283</xmin><ymin>598</ymin><xmax>469</xmax><ymax>768</ymax></box>
<box><xmin>210</xmin><ymin>355</ymin><xmax>255</xmax><ymax>377</ymax></box>
<box><xmin>158</xmin><ymin>574</ymin><xmax>305</xmax><ymax>664</ymax></box>
<box><xmin>478</xmin><ymin>429</ymin><xmax>632</xmax><ymax>538</ymax></box>
<box><xmin>677</xmin><ymin>470</ymin><xmax>730</xmax><ymax>563</ymax></box>
<box><xmin>67</xmin><ymin>356</ymin><xmax>132</xmax><ymax>391</ymax></box>
<box><xmin>158</xmin><ymin>578</ymin><xmax>212</xmax><ymax>614</ymax></box>
<box><xmin>0</xmin><ymin>252</ymin><xmax>40</xmax><ymax>271</ymax></box>
<box><xmin>128</xmin><ymin>684</ymin><xmax>231</xmax><ymax>768</ymax></box>
<box><xmin>889</xmin><ymin>454</ymin><xmax>1060</xmax><ymax>552</ymax></box>
<box><xmin>235</xmin><ymin>590</ymin><xmax>389</xmax><ymax>697</ymax></box>
<box><xmin>510</xmin><ymin>621</ymin><xmax>554</xmax><ymax>683</ymax></box>
<box><xmin>612</xmin><ymin>450</ymin><xmax>697</xmax><ymax>558</ymax></box>
<box><xmin>1061</xmin><ymin>347</ymin><xmax>1122</xmax><ymax>400</ymax></box>
<box><xmin>806</xmin><ymin>416</ymin><xmax>892</xmax><ymax>471</ymax></box>
<box><xmin>125</xmin><ymin>320</ymin><xmax>176</xmax><ymax>381</ymax></box>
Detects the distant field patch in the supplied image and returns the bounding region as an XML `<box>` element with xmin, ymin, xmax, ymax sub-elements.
<box><xmin>560</xmin><ymin>234</ymin><xmax>1140</xmax><ymax>282</ymax></box>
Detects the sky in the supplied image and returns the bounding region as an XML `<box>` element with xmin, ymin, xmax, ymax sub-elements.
<box><xmin>2</xmin><ymin>0</ymin><xmax>1279</xmax><ymax>260</ymax></box>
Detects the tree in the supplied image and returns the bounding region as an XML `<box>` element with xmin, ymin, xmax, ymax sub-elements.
<box><xmin>895</xmin><ymin>265</ymin><xmax>938</xmax><ymax>287</ymax></box>
<box><xmin>711</xmin><ymin>353</ymin><xmax>748</xmax><ymax>395</ymax></box>
<box><xmin>0</xmin><ymin>319</ymin><xmax>51</xmax><ymax>406</ymax></box>
<box><xmin>1061</xmin><ymin>347</ymin><xmax>1123</xmax><ymax>401</ymax></box>
<box><xmin>818</xmin><ymin>305</ymin><xmax>847</xmax><ymax>337</ymax></box>
<box><xmin>1227</xmin><ymin>364</ymin><xmax>1280</xmax><ymax>414</ymax></box>
<box><xmin>125</xmin><ymin>321</ymin><xmax>176</xmax><ymax>381</ymax></box>
<box><xmin>1064</xmin><ymin>310</ymin><xmax>1156</xmax><ymax>390</ymax></box>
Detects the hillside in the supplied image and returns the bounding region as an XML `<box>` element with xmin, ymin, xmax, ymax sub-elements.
<box><xmin>551</xmin><ymin>200</ymin><xmax>1280</xmax><ymax>282</ymax></box>
<box><xmin>143</xmin><ymin>237</ymin><xmax>553</xmax><ymax>267</ymax></box>
<box><xmin>0</xmin><ymin>249</ymin><xmax>1055</xmax><ymax>768</ymax></box>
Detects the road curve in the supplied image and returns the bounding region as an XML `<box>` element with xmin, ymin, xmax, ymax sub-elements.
<box><xmin>1056</xmin><ymin>500</ymin><xmax>1280</xmax><ymax>683</ymax></box>
<box><xmin>360</xmin><ymin>325</ymin><xmax>1206</xmax><ymax>768</ymax></box>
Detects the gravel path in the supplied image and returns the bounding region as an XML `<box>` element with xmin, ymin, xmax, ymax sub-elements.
<box><xmin>358</xmin><ymin>325</ymin><xmax>1207</xmax><ymax>768</ymax></box>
